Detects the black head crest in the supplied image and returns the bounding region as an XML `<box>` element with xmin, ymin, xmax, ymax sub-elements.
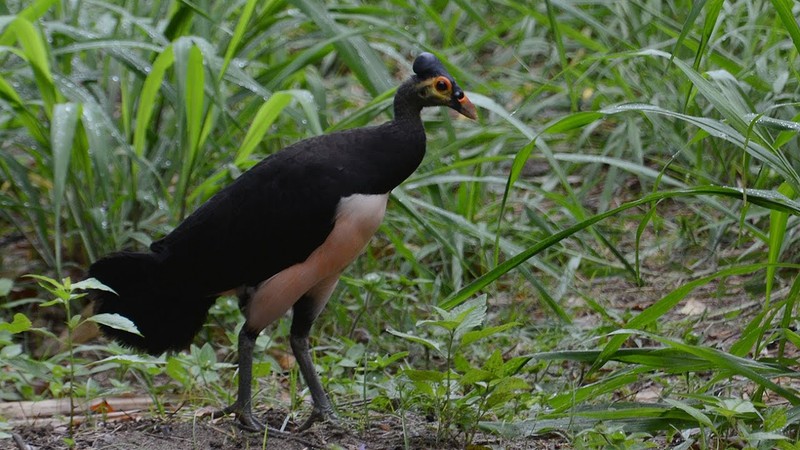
<box><xmin>413</xmin><ymin>52</ymin><xmax>448</xmax><ymax>79</ymax></box>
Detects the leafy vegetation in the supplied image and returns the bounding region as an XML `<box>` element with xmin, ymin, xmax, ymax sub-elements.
<box><xmin>1</xmin><ymin>0</ymin><xmax>800</xmax><ymax>448</ymax></box>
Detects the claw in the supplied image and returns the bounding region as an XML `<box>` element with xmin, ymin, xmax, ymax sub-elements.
<box><xmin>213</xmin><ymin>403</ymin><xmax>265</xmax><ymax>432</ymax></box>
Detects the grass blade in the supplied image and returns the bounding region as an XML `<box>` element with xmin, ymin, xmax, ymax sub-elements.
<box><xmin>771</xmin><ymin>0</ymin><xmax>800</xmax><ymax>56</ymax></box>
<box><xmin>440</xmin><ymin>186</ymin><xmax>800</xmax><ymax>310</ymax></box>
<box><xmin>289</xmin><ymin>0</ymin><xmax>392</xmax><ymax>97</ymax></box>
<box><xmin>218</xmin><ymin>0</ymin><xmax>262</xmax><ymax>80</ymax></box>
<box><xmin>133</xmin><ymin>45</ymin><xmax>175</xmax><ymax>159</ymax></box>
<box><xmin>50</xmin><ymin>103</ymin><xmax>81</xmax><ymax>276</ymax></box>
<box><xmin>8</xmin><ymin>17</ymin><xmax>59</xmax><ymax>115</ymax></box>
<box><xmin>591</xmin><ymin>262</ymin><xmax>800</xmax><ymax>374</ymax></box>
<box><xmin>234</xmin><ymin>91</ymin><xmax>293</xmax><ymax>166</ymax></box>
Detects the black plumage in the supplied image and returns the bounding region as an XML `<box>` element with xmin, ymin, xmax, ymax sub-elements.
<box><xmin>90</xmin><ymin>52</ymin><xmax>476</xmax><ymax>431</ymax></box>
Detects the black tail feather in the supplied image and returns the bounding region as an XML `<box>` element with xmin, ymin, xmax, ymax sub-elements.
<box><xmin>90</xmin><ymin>251</ymin><xmax>216</xmax><ymax>354</ymax></box>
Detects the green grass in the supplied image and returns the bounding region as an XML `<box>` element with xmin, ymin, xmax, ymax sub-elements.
<box><xmin>1</xmin><ymin>0</ymin><xmax>800</xmax><ymax>448</ymax></box>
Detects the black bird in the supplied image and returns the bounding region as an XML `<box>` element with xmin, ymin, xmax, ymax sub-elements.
<box><xmin>90</xmin><ymin>52</ymin><xmax>477</xmax><ymax>431</ymax></box>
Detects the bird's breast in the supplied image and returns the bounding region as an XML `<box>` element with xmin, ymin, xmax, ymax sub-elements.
<box><xmin>305</xmin><ymin>192</ymin><xmax>390</xmax><ymax>277</ymax></box>
<box><xmin>245</xmin><ymin>193</ymin><xmax>388</xmax><ymax>330</ymax></box>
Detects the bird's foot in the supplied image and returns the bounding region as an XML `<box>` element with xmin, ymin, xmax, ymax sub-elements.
<box><xmin>295</xmin><ymin>406</ymin><xmax>339</xmax><ymax>432</ymax></box>
<box><xmin>213</xmin><ymin>403</ymin><xmax>265</xmax><ymax>432</ymax></box>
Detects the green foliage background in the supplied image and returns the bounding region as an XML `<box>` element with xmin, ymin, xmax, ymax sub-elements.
<box><xmin>1</xmin><ymin>0</ymin><xmax>800</xmax><ymax>447</ymax></box>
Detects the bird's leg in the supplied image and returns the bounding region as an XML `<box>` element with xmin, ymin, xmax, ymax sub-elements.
<box><xmin>215</xmin><ymin>320</ymin><xmax>264</xmax><ymax>430</ymax></box>
<box><xmin>291</xmin><ymin>295</ymin><xmax>337</xmax><ymax>431</ymax></box>
<box><xmin>214</xmin><ymin>327</ymin><xmax>263</xmax><ymax>431</ymax></box>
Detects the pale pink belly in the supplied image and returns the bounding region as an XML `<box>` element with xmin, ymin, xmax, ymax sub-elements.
<box><xmin>246</xmin><ymin>193</ymin><xmax>388</xmax><ymax>330</ymax></box>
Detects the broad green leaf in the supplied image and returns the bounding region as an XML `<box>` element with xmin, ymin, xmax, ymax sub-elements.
<box><xmin>503</xmin><ymin>356</ymin><xmax>533</xmax><ymax>377</ymax></box>
<box><xmin>387</xmin><ymin>328</ymin><xmax>441</xmax><ymax>354</ymax></box>
<box><xmin>402</xmin><ymin>369</ymin><xmax>446</xmax><ymax>383</ymax></box>
<box><xmin>195</xmin><ymin>343</ymin><xmax>217</xmax><ymax>366</ymax></box>
<box><xmin>89</xmin><ymin>313</ymin><xmax>142</xmax><ymax>336</ymax></box>
<box><xmin>711</xmin><ymin>398</ymin><xmax>758</xmax><ymax>416</ymax></box>
<box><xmin>746</xmin><ymin>432</ymin><xmax>789</xmax><ymax>442</ymax></box>
<box><xmin>492</xmin><ymin>377</ymin><xmax>529</xmax><ymax>395</ymax></box>
<box><xmin>452</xmin><ymin>295</ymin><xmax>487</xmax><ymax>338</ymax></box>
<box><xmin>485</xmin><ymin>391</ymin><xmax>519</xmax><ymax>410</ymax></box>
<box><xmin>0</xmin><ymin>313</ymin><xmax>32</xmax><ymax>334</ymax></box>
<box><xmin>461</xmin><ymin>368</ymin><xmax>493</xmax><ymax>384</ymax></box>
<box><xmin>0</xmin><ymin>278</ymin><xmax>12</xmax><ymax>297</ymax></box>
<box><xmin>483</xmin><ymin>349</ymin><xmax>504</xmax><ymax>375</ymax></box>
<box><xmin>417</xmin><ymin>317</ymin><xmax>460</xmax><ymax>332</ymax></box>
<box><xmin>72</xmin><ymin>277</ymin><xmax>117</xmax><ymax>294</ymax></box>
<box><xmin>369</xmin><ymin>351</ymin><xmax>409</xmax><ymax>370</ymax></box>
<box><xmin>67</xmin><ymin>314</ymin><xmax>81</xmax><ymax>330</ymax></box>
<box><xmin>95</xmin><ymin>354</ymin><xmax>160</xmax><ymax>365</ymax></box>
<box><xmin>25</xmin><ymin>274</ymin><xmax>63</xmax><ymax>290</ymax></box>
<box><xmin>252</xmin><ymin>361</ymin><xmax>273</xmax><ymax>378</ymax></box>
<box><xmin>165</xmin><ymin>357</ymin><xmax>192</xmax><ymax>385</ymax></box>
<box><xmin>461</xmin><ymin>322</ymin><xmax>519</xmax><ymax>346</ymax></box>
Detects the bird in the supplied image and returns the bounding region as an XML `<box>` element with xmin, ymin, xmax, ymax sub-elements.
<box><xmin>89</xmin><ymin>52</ymin><xmax>477</xmax><ymax>432</ymax></box>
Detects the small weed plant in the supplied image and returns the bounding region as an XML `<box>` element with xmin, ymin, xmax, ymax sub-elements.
<box><xmin>2</xmin><ymin>0</ymin><xmax>800</xmax><ymax>447</ymax></box>
<box><xmin>388</xmin><ymin>295</ymin><xmax>528</xmax><ymax>446</ymax></box>
<box><xmin>0</xmin><ymin>275</ymin><xmax>136</xmax><ymax>431</ymax></box>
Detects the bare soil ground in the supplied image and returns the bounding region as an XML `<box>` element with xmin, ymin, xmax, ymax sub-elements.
<box><xmin>9</xmin><ymin>408</ymin><xmax>567</xmax><ymax>449</ymax></box>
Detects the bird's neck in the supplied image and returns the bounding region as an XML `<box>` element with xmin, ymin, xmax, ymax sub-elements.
<box><xmin>386</xmin><ymin>79</ymin><xmax>426</xmax><ymax>153</ymax></box>
<box><xmin>392</xmin><ymin>79</ymin><xmax>424</xmax><ymax>125</ymax></box>
<box><xmin>350</xmin><ymin>81</ymin><xmax>425</xmax><ymax>194</ymax></box>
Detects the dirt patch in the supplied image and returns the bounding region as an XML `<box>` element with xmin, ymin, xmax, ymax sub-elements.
<box><xmin>9</xmin><ymin>408</ymin><xmax>566</xmax><ymax>449</ymax></box>
<box><xmin>574</xmin><ymin>271</ymin><xmax>765</xmax><ymax>346</ymax></box>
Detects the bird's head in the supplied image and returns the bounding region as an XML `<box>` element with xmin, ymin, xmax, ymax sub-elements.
<box><xmin>411</xmin><ymin>52</ymin><xmax>477</xmax><ymax>120</ymax></box>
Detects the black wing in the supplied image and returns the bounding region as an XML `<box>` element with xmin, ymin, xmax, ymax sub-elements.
<box><xmin>150</xmin><ymin>129</ymin><xmax>379</xmax><ymax>295</ymax></box>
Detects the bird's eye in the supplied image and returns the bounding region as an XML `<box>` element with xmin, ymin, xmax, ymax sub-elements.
<box><xmin>434</xmin><ymin>76</ymin><xmax>451</xmax><ymax>92</ymax></box>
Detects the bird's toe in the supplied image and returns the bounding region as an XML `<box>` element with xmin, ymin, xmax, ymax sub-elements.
<box><xmin>237</xmin><ymin>413</ymin><xmax>266</xmax><ymax>432</ymax></box>
<box><xmin>295</xmin><ymin>407</ymin><xmax>338</xmax><ymax>432</ymax></box>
